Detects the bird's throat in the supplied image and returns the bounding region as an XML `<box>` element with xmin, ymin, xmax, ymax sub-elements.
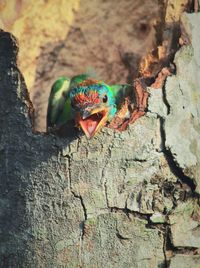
<box><xmin>78</xmin><ymin>110</ymin><xmax>108</xmax><ymax>138</ymax></box>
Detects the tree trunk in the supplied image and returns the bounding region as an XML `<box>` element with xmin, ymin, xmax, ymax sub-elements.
<box><xmin>0</xmin><ymin>13</ymin><xmax>200</xmax><ymax>268</ymax></box>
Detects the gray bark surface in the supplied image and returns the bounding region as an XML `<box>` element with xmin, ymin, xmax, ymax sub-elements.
<box><xmin>0</xmin><ymin>13</ymin><xmax>200</xmax><ymax>268</ymax></box>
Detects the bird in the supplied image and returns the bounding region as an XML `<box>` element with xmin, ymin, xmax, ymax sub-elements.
<box><xmin>47</xmin><ymin>74</ymin><xmax>132</xmax><ymax>138</ymax></box>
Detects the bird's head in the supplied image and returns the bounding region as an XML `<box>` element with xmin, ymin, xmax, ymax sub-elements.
<box><xmin>70</xmin><ymin>80</ymin><xmax>117</xmax><ymax>138</ymax></box>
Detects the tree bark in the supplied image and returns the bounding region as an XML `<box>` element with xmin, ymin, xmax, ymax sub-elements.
<box><xmin>0</xmin><ymin>12</ymin><xmax>200</xmax><ymax>268</ymax></box>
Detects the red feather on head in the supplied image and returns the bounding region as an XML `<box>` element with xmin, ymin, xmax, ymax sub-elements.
<box><xmin>73</xmin><ymin>91</ymin><xmax>100</xmax><ymax>106</ymax></box>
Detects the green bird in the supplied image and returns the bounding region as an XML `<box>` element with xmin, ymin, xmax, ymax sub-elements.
<box><xmin>47</xmin><ymin>74</ymin><xmax>132</xmax><ymax>138</ymax></box>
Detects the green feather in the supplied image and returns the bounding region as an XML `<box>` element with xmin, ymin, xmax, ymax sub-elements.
<box><xmin>69</xmin><ymin>74</ymin><xmax>90</xmax><ymax>89</ymax></box>
<box><xmin>110</xmin><ymin>84</ymin><xmax>132</xmax><ymax>106</ymax></box>
<box><xmin>47</xmin><ymin>76</ymin><xmax>72</xmax><ymax>128</ymax></box>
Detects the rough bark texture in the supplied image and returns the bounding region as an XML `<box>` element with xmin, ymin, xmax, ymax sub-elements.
<box><xmin>0</xmin><ymin>12</ymin><xmax>200</xmax><ymax>268</ymax></box>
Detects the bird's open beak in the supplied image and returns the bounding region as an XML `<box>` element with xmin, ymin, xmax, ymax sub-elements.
<box><xmin>77</xmin><ymin>107</ymin><xmax>108</xmax><ymax>138</ymax></box>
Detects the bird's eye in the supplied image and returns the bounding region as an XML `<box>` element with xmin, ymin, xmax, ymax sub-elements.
<box><xmin>102</xmin><ymin>94</ymin><xmax>108</xmax><ymax>103</ymax></box>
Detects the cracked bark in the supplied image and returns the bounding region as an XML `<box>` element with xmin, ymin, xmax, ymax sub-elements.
<box><xmin>1</xmin><ymin>10</ymin><xmax>200</xmax><ymax>268</ymax></box>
